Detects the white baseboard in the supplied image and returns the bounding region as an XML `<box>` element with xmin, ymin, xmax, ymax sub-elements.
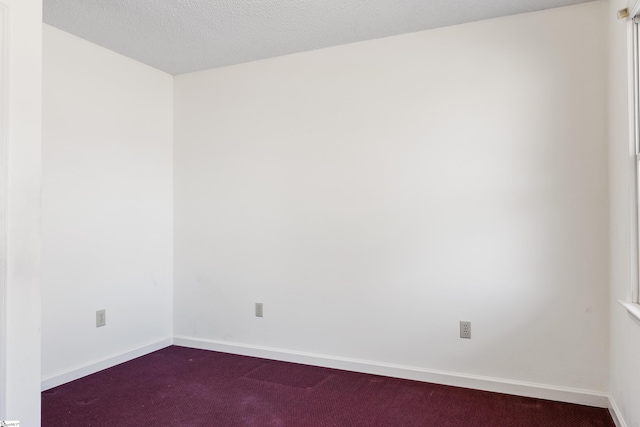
<box><xmin>174</xmin><ymin>335</ymin><xmax>609</xmax><ymax>408</ymax></box>
<box><xmin>41</xmin><ymin>337</ymin><xmax>173</xmax><ymax>391</ymax></box>
<box><xmin>609</xmin><ymin>396</ymin><xmax>628</xmax><ymax>427</ymax></box>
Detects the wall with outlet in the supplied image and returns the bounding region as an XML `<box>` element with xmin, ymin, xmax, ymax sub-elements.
<box><xmin>174</xmin><ymin>2</ymin><xmax>609</xmax><ymax>394</ymax></box>
<box><xmin>41</xmin><ymin>25</ymin><xmax>174</xmax><ymax>383</ymax></box>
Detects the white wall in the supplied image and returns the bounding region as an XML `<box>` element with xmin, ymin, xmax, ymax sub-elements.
<box><xmin>42</xmin><ymin>25</ymin><xmax>174</xmax><ymax>384</ymax></box>
<box><xmin>174</xmin><ymin>1</ymin><xmax>609</xmax><ymax>397</ymax></box>
<box><xmin>2</xmin><ymin>0</ymin><xmax>42</xmax><ymax>425</ymax></box>
<box><xmin>607</xmin><ymin>1</ymin><xmax>640</xmax><ymax>426</ymax></box>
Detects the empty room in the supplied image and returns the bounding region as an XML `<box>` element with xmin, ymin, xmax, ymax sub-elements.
<box><xmin>2</xmin><ymin>0</ymin><xmax>640</xmax><ymax>425</ymax></box>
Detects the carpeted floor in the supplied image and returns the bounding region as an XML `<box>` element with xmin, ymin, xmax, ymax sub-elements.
<box><xmin>41</xmin><ymin>346</ymin><xmax>615</xmax><ymax>426</ymax></box>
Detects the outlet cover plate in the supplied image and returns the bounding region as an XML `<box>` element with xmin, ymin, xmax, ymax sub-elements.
<box><xmin>96</xmin><ymin>309</ymin><xmax>106</xmax><ymax>327</ymax></box>
<box><xmin>460</xmin><ymin>321</ymin><xmax>471</xmax><ymax>339</ymax></box>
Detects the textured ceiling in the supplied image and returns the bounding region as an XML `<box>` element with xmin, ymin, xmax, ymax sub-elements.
<box><xmin>44</xmin><ymin>0</ymin><xmax>598</xmax><ymax>75</ymax></box>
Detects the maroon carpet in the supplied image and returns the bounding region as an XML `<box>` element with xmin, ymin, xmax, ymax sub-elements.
<box><xmin>41</xmin><ymin>346</ymin><xmax>615</xmax><ymax>426</ymax></box>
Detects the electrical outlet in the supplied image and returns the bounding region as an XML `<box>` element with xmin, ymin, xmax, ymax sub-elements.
<box><xmin>460</xmin><ymin>321</ymin><xmax>471</xmax><ymax>339</ymax></box>
<box><xmin>96</xmin><ymin>309</ymin><xmax>106</xmax><ymax>327</ymax></box>
<box><xmin>255</xmin><ymin>303</ymin><xmax>263</xmax><ymax>317</ymax></box>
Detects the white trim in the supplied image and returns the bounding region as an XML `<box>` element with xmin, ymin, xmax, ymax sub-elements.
<box><xmin>609</xmin><ymin>396</ymin><xmax>628</xmax><ymax>427</ymax></box>
<box><xmin>630</xmin><ymin>0</ymin><xmax>640</xmax><ymax>20</ymax></box>
<box><xmin>618</xmin><ymin>300</ymin><xmax>640</xmax><ymax>322</ymax></box>
<box><xmin>629</xmin><ymin>14</ymin><xmax>640</xmax><ymax>304</ymax></box>
<box><xmin>174</xmin><ymin>336</ymin><xmax>609</xmax><ymax>408</ymax></box>
<box><xmin>40</xmin><ymin>337</ymin><xmax>173</xmax><ymax>391</ymax></box>
<box><xmin>0</xmin><ymin>2</ymin><xmax>8</xmax><ymax>420</ymax></box>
